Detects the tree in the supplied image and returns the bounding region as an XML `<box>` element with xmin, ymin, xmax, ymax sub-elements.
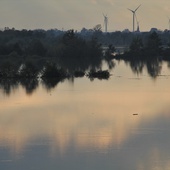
<box><xmin>19</xmin><ymin>61</ymin><xmax>39</xmax><ymax>78</ymax></box>
<box><xmin>93</xmin><ymin>24</ymin><xmax>102</xmax><ymax>38</ymax></box>
<box><xmin>130</xmin><ymin>37</ymin><xmax>143</xmax><ymax>52</ymax></box>
<box><xmin>93</xmin><ymin>24</ymin><xmax>102</xmax><ymax>32</ymax></box>
<box><xmin>146</xmin><ymin>31</ymin><xmax>162</xmax><ymax>54</ymax></box>
<box><xmin>62</xmin><ymin>29</ymin><xmax>76</xmax><ymax>45</ymax></box>
<box><xmin>27</xmin><ymin>40</ymin><xmax>47</xmax><ymax>56</ymax></box>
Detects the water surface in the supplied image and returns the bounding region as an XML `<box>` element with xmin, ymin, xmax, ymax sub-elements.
<box><xmin>0</xmin><ymin>60</ymin><xmax>170</xmax><ymax>170</ymax></box>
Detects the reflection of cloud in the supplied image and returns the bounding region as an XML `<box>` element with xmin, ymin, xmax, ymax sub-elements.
<box><xmin>136</xmin><ymin>145</ymin><xmax>170</xmax><ymax>170</ymax></box>
<box><xmin>0</xmin><ymin>64</ymin><xmax>170</xmax><ymax>160</ymax></box>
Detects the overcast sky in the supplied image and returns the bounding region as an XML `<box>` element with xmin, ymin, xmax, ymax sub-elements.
<box><xmin>0</xmin><ymin>0</ymin><xmax>170</xmax><ymax>32</ymax></box>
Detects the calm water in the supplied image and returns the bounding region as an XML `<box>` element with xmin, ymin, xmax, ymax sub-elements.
<box><xmin>0</xmin><ymin>60</ymin><xmax>170</xmax><ymax>170</ymax></box>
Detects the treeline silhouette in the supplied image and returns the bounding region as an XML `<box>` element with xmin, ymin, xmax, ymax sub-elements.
<box><xmin>0</xmin><ymin>28</ymin><xmax>115</xmax><ymax>74</ymax></box>
<box><xmin>113</xmin><ymin>31</ymin><xmax>170</xmax><ymax>59</ymax></box>
<box><xmin>0</xmin><ymin>29</ymin><xmax>107</xmax><ymax>71</ymax></box>
<box><xmin>0</xmin><ymin>28</ymin><xmax>114</xmax><ymax>95</ymax></box>
<box><xmin>1</xmin><ymin>28</ymin><xmax>170</xmax><ymax>95</ymax></box>
<box><xmin>112</xmin><ymin>31</ymin><xmax>170</xmax><ymax>78</ymax></box>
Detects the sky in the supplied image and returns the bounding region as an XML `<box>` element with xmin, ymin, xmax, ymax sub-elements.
<box><xmin>0</xmin><ymin>0</ymin><xmax>170</xmax><ymax>32</ymax></box>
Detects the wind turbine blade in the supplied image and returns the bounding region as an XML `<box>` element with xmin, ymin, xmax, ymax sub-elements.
<box><xmin>135</xmin><ymin>4</ymin><xmax>141</xmax><ymax>12</ymax></box>
<box><xmin>127</xmin><ymin>8</ymin><xmax>134</xmax><ymax>13</ymax></box>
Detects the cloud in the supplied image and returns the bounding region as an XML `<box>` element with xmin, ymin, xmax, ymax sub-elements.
<box><xmin>90</xmin><ymin>0</ymin><xmax>97</xmax><ymax>4</ymax></box>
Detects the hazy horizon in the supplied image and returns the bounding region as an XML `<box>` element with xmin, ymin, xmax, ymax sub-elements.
<box><xmin>1</xmin><ymin>0</ymin><xmax>170</xmax><ymax>32</ymax></box>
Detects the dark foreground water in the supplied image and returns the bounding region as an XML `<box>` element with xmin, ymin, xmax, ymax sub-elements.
<box><xmin>0</xmin><ymin>60</ymin><xmax>170</xmax><ymax>170</ymax></box>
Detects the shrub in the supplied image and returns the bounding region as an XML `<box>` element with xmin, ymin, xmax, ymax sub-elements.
<box><xmin>41</xmin><ymin>62</ymin><xmax>68</xmax><ymax>78</ymax></box>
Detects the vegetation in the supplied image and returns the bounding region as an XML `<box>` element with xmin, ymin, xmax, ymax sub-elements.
<box><xmin>0</xmin><ymin>28</ymin><xmax>107</xmax><ymax>77</ymax></box>
<box><xmin>0</xmin><ymin>26</ymin><xmax>170</xmax><ymax>98</ymax></box>
<box><xmin>73</xmin><ymin>70</ymin><xmax>85</xmax><ymax>77</ymax></box>
<box><xmin>19</xmin><ymin>62</ymin><xmax>39</xmax><ymax>78</ymax></box>
<box><xmin>114</xmin><ymin>31</ymin><xmax>170</xmax><ymax>61</ymax></box>
<box><xmin>41</xmin><ymin>62</ymin><xmax>68</xmax><ymax>79</ymax></box>
<box><xmin>1</xmin><ymin>28</ymin><xmax>170</xmax><ymax>95</ymax></box>
<box><xmin>87</xmin><ymin>69</ymin><xmax>110</xmax><ymax>80</ymax></box>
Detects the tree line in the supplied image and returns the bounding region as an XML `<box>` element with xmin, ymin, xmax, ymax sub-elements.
<box><xmin>1</xmin><ymin>28</ymin><xmax>170</xmax><ymax>80</ymax></box>
<box><xmin>0</xmin><ymin>28</ymin><xmax>115</xmax><ymax>80</ymax></box>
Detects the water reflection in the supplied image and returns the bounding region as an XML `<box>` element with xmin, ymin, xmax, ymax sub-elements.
<box><xmin>0</xmin><ymin>61</ymin><xmax>170</xmax><ymax>170</ymax></box>
<box><xmin>0</xmin><ymin>79</ymin><xmax>19</xmax><ymax>96</ymax></box>
<box><xmin>20</xmin><ymin>78</ymin><xmax>39</xmax><ymax>95</ymax></box>
<box><xmin>0</xmin><ymin>87</ymin><xmax>170</xmax><ymax>170</ymax></box>
<box><xmin>41</xmin><ymin>77</ymin><xmax>65</xmax><ymax>91</ymax></box>
<box><xmin>124</xmin><ymin>58</ymin><xmax>163</xmax><ymax>79</ymax></box>
<box><xmin>0</xmin><ymin>60</ymin><xmax>170</xmax><ymax>96</ymax></box>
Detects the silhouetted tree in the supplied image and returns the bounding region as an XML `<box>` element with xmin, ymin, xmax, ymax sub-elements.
<box><xmin>26</xmin><ymin>40</ymin><xmax>47</xmax><ymax>56</ymax></box>
<box><xmin>93</xmin><ymin>24</ymin><xmax>102</xmax><ymax>32</ymax></box>
<box><xmin>19</xmin><ymin>61</ymin><xmax>39</xmax><ymax>78</ymax></box>
<box><xmin>130</xmin><ymin>37</ymin><xmax>143</xmax><ymax>52</ymax></box>
<box><xmin>12</xmin><ymin>43</ymin><xmax>23</xmax><ymax>55</ymax></box>
<box><xmin>104</xmin><ymin>44</ymin><xmax>116</xmax><ymax>58</ymax></box>
<box><xmin>62</xmin><ymin>29</ymin><xmax>76</xmax><ymax>45</ymax></box>
<box><xmin>41</xmin><ymin>62</ymin><xmax>68</xmax><ymax>78</ymax></box>
<box><xmin>0</xmin><ymin>61</ymin><xmax>19</xmax><ymax>78</ymax></box>
<box><xmin>146</xmin><ymin>32</ymin><xmax>162</xmax><ymax>55</ymax></box>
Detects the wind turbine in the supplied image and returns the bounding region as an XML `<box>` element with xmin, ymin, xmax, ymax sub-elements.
<box><xmin>103</xmin><ymin>14</ymin><xmax>108</xmax><ymax>33</ymax></box>
<box><xmin>128</xmin><ymin>5</ymin><xmax>141</xmax><ymax>32</ymax></box>
<box><xmin>167</xmin><ymin>16</ymin><xmax>170</xmax><ymax>30</ymax></box>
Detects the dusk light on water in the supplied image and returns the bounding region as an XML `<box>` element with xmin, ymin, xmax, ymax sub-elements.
<box><xmin>1</xmin><ymin>61</ymin><xmax>170</xmax><ymax>170</ymax></box>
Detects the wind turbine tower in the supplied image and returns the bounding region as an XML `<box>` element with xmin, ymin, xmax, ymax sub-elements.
<box><xmin>137</xmin><ymin>21</ymin><xmax>140</xmax><ymax>32</ymax></box>
<box><xmin>103</xmin><ymin>14</ymin><xmax>108</xmax><ymax>33</ymax></box>
<box><xmin>128</xmin><ymin>5</ymin><xmax>141</xmax><ymax>32</ymax></box>
<box><xmin>168</xmin><ymin>17</ymin><xmax>170</xmax><ymax>30</ymax></box>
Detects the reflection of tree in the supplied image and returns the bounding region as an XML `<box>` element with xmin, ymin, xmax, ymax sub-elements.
<box><xmin>105</xmin><ymin>59</ymin><xmax>115</xmax><ymax>70</ymax></box>
<box><xmin>20</xmin><ymin>78</ymin><xmax>39</xmax><ymax>95</ymax></box>
<box><xmin>146</xmin><ymin>59</ymin><xmax>162</xmax><ymax>78</ymax></box>
<box><xmin>127</xmin><ymin>58</ymin><xmax>162</xmax><ymax>79</ymax></box>
<box><xmin>103</xmin><ymin>44</ymin><xmax>116</xmax><ymax>70</ymax></box>
<box><xmin>128</xmin><ymin>60</ymin><xmax>144</xmax><ymax>75</ymax></box>
<box><xmin>41</xmin><ymin>78</ymin><xmax>64</xmax><ymax>91</ymax></box>
<box><xmin>167</xmin><ymin>62</ymin><xmax>170</xmax><ymax>68</ymax></box>
<box><xmin>0</xmin><ymin>79</ymin><xmax>19</xmax><ymax>96</ymax></box>
<box><xmin>0</xmin><ymin>78</ymin><xmax>39</xmax><ymax>96</ymax></box>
